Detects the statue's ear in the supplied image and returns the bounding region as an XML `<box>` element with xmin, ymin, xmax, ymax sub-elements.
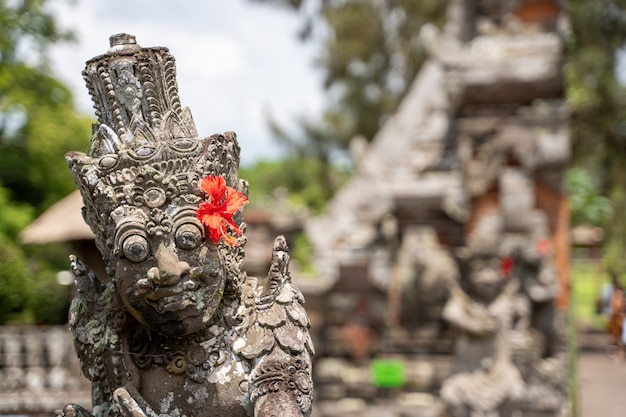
<box><xmin>65</xmin><ymin>150</ymin><xmax>83</xmax><ymax>165</ymax></box>
<box><xmin>65</xmin><ymin>151</ymin><xmax>94</xmax><ymax>170</ymax></box>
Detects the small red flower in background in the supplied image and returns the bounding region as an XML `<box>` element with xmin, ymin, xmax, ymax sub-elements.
<box><xmin>536</xmin><ymin>238</ymin><xmax>551</xmax><ymax>256</ymax></box>
<box><xmin>500</xmin><ymin>257</ymin><xmax>514</xmax><ymax>280</ymax></box>
<box><xmin>196</xmin><ymin>175</ymin><xmax>248</xmax><ymax>246</ymax></box>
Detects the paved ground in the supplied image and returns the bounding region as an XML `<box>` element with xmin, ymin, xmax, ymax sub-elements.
<box><xmin>577</xmin><ymin>329</ymin><xmax>626</xmax><ymax>417</ymax></box>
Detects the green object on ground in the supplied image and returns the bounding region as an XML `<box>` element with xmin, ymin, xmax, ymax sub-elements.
<box><xmin>371</xmin><ymin>359</ymin><xmax>406</xmax><ymax>388</ymax></box>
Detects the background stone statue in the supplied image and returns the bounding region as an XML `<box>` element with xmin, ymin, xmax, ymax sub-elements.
<box><xmin>440</xmin><ymin>214</ymin><xmax>528</xmax><ymax>417</ymax></box>
<box><xmin>440</xmin><ymin>209</ymin><xmax>567</xmax><ymax>417</ymax></box>
<box><xmin>55</xmin><ymin>34</ymin><xmax>314</xmax><ymax>417</ymax></box>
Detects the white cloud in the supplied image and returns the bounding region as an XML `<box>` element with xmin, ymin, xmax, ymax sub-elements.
<box><xmin>173</xmin><ymin>34</ymin><xmax>246</xmax><ymax>79</ymax></box>
<box><xmin>48</xmin><ymin>0</ymin><xmax>324</xmax><ymax>165</ymax></box>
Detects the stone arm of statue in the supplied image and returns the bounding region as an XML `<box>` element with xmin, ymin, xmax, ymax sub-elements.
<box><xmin>513</xmin><ymin>292</ymin><xmax>532</xmax><ymax>331</ymax></box>
<box><xmin>67</xmin><ymin>255</ymin><xmax>110</xmax><ymax>381</ymax></box>
<box><xmin>443</xmin><ymin>285</ymin><xmax>499</xmax><ymax>336</ymax></box>
<box><xmin>56</xmin><ymin>382</ymin><xmax>153</xmax><ymax>417</ymax></box>
<box><xmin>113</xmin><ymin>385</ymin><xmax>158</xmax><ymax>417</ymax></box>
<box><xmin>254</xmin><ymin>391</ymin><xmax>306</xmax><ymax>417</ymax></box>
<box><xmin>64</xmin><ymin>255</ymin><xmax>130</xmax><ymax>416</ymax></box>
<box><xmin>493</xmin><ymin>278</ymin><xmax>531</xmax><ymax>331</ymax></box>
<box><xmin>236</xmin><ymin>236</ymin><xmax>315</xmax><ymax>417</ymax></box>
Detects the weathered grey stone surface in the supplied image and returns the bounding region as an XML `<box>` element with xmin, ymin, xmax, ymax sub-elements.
<box><xmin>306</xmin><ymin>1</ymin><xmax>569</xmax><ymax>416</ymax></box>
<box><xmin>0</xmin><ymin>326</ymin><xmax>90</xmax><ymax>414</ymax></box>
<box><xmin>57</xmin><ymin>34</ymin><xmax>314</xmax><ymax>417</ymax></box>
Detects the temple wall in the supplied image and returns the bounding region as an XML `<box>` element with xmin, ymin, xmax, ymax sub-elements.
<box><xmin>0</xmin><ymin>326</ymin><xmax>90</xmax><ymax>415</ymax></box>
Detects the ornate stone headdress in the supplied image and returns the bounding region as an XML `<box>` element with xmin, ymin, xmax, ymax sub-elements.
<box><xmin>66</xmin><ymin>34</ymin><xmax>246</xmax><ymax>274</ymax></box>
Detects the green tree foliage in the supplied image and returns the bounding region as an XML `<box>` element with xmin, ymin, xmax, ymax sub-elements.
<box><xmin>241</xmin><ymin>156</ymin><xmax>348</xmax><ymax>213</ymax></box>
<box><xmin>565</xmin><ymin>0</ymin><xmax>626</xmax><ymax>271</ymax></box>
<box><xmin>566</xmin><ymin>167</ymin><xmax>612</xmax><ymax>227</ymax></box>
<box><xmin>0</xmin><ymin>233</ymin><xmax>31</xmax><ymax>323</ymax></box>
<box><xmin>251</xmin><ymin>0</ymin><xmax>446</xmax><ymax>204</ymax></box>
<box><xmin>0</xmin><ymin>0</ymin><xmax>91</xmax><ymax>324</ymax></box>
<box><xmin>0</xmin><ymin>232</ymin><xmax>70</xmax><ymax>324</ymax></box>
<box><xmin>0</xmin><ymin>183</ymin><xmax>33</xmax><ymax>239</ymax></box>
<box><xmin>23</xmin><ymin>242</ymin><xmax>74</xmax><ymax>324</ymax></box>
<box><xmin>253</xmin><ymin>0</ymin><xmax>445</xmax><ymax>146</ymax></box>
<box><xmin>316</xmin><ymin>0</ymin><xmax>446</xmax><ymax>146</ymax></box>
<box><xmin>0</xmin><ymin>0</ymin><xmax>92</xmax><ymax>209</ymax></box>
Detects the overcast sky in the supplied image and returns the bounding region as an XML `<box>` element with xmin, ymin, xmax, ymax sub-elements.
<box><xmin>49</xmin><ymin>0</ymin><xmax>325</xmax><ymax>165</ymax></box>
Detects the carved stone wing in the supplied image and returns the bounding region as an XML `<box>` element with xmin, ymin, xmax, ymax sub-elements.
<box><xmin>237</xmin><ymin>236</ymin><xmax>315</xmax><ymax>360</ymax></box>
<box><xmin>235</xmin><ymin>235</ymin><xmax>315</xmax><ymax>416</ymax></box>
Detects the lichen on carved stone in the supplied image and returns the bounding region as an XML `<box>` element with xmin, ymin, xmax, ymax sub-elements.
<box><xmin>56</xmin><ymin>34</ymin><xmax>314</xmax><ymax>417</ymax></box>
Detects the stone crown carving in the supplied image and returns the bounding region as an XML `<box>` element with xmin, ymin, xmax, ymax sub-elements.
<box><xmin>67</xmin><ymin>34</ymin><xmax>243</xmax><ymax>268</ymax></box>
<box><xmin>84</xmin><ymin>33</ymin><xmax>198</xmax><ymax>155</ymax></box>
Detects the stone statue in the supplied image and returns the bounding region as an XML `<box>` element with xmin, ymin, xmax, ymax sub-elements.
<box><xmin>440</xmin><ymin>208</ymin><xmax>569</xmax><ymax>417</ymax></box>
<box><xmin>440</xmin><ymin>214</ymin><xmax>528</xmax><ymax>417</ymax></box>
<box><xmin>55</xmin><ymin>34</ymin><xmax>314</xmax><ymax>417</ymax></box>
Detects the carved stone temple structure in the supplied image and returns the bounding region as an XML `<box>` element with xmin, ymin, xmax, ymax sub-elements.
<box><xmin>306</xmin><ymin>1</ymin><xmax>570</xmax><ymax>416</ymax></box>
<box><xmin>0</xmin><ymin>326</ymin><xmax>90</xmax><ymax>415</ymax></box>
<box><xmin>56</xmin><ymin>34</ymin><xmax>314</xmax><ymax>417</ymax></box>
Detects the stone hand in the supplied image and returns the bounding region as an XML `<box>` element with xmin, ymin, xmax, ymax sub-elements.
<box><xmin>54</xmin><ymin>404</ymin><xmax>94</xmax><ymax>417</ymax></box>
<box><xmin>114</xmin><ymin>386</ymin><xmax>155</xmax><ymax>417</ymax></box>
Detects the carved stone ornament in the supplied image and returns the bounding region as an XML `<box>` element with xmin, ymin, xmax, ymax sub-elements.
<box><xmin>56</xmin><ymin>34</ymin><xmax>314</xmax><ymax>417</ymax></box>
<box><xmin>440</xmin><ymin>210</ymin><xmax>566</xmax><ymax>417</ymax></box>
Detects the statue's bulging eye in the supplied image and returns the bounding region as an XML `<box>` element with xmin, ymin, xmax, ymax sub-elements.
<box><xmin>175</xmin><ymin>223</ymin><xmax>203</xmax><ymax>250</ymax></box>
<box><xmin>122</xmin><ymin>234</ymin><xmax>150</xmax><ymax>263</ymax></box>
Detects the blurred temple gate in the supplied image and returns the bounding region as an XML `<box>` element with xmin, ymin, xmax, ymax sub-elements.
<box><xmin>304</xmin><ymin>0</ymin><xmax>571</xmax><ymax>416</ymax></box>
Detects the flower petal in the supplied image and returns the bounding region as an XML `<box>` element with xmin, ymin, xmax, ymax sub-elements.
<box><xmin>225</xmin><ymin>188</ymin><xmax>249</xmax><ymax>214</ymax></box>
<box><xmin>198</xmin><ymin>213</ymin><xmax>225</xmax><ymax>243</ymax></box>
<box><xmin>200</xmin><ymin>175</ymin><xmax>226</xmax><ymax>204</ymax></box>
<box><xmin>196</xmin><ymin>175</ymin><xmax>248</xmax><ymax>246</ymax></box>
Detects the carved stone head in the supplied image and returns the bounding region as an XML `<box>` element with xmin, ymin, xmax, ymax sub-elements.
<box><xmin>459</xmin><ymin>212</ymin><xmax>511</xmax><ymax>302</ymax></box>
<box><xmin>66</xmin><ymin>34</ymin><xmax>246</xmax><ymax>338</ymax></box>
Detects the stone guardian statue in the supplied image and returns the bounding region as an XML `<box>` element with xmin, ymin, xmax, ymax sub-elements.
<box><xmin>56</xmin><ymin>34</ymin><xmax>314</xmax><ymax>417</ymax></box>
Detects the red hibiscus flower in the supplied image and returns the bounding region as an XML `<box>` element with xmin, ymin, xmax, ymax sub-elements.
<box><xmin>196</xmin><ymin>175</ymin><xmax>248</xmax><ymax>246</ymax></box>
<box><xmin>500</xmin><ymin>257</ymin><xmax>514</xmax><ymax>280</ymax></box>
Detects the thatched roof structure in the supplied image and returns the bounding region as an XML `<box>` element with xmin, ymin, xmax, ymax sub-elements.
<box><xmin>20</xmin><ymin>191</ymin><xmax>94</xmax><ymax>244</ymax></box>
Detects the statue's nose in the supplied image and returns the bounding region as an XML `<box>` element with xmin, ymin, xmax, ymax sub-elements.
<box><xmin>147</xmin><ymin>241</ymin><xmax>190</xmax><ymax>286</ymax></box>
